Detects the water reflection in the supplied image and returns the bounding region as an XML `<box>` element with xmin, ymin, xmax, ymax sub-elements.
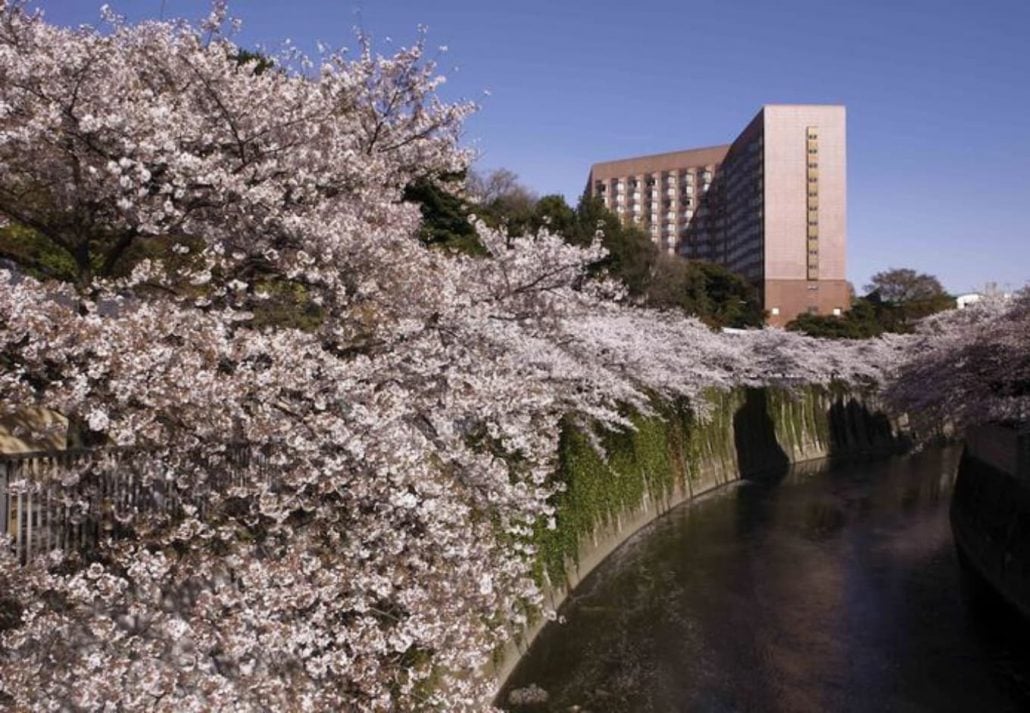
<box><xmin>501</xmin><ymin>447</ymin><xmax>1030</xmax><ymax>712</ymax></box>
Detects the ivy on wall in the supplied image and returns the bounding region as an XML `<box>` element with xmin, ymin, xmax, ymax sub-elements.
<box><xmin>531</xmin><ymin>385</ymin><xmax>900</xmax><ymax>588</ymax></box>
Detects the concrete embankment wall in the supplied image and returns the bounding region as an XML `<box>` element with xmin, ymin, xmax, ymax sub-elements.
<box><xmin>951</xmin><ymin>424</ymin><xmax>1030</xmax><ymax>620</ymax></box>
<box><xmin>491</xmin><ymin>385</ymin><xmax>910</xmax><ymax>692</ymax></box>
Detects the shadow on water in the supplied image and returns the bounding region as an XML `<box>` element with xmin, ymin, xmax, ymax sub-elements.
<box><xmin>957</xmin><ymin>546</ymin><xmax>1030</xmax><ymax>701</ymax></box>
<box><xmin>499</xmin><ymin>446</ymin><xmax>1030</xmax><ymax>713</ymax></box>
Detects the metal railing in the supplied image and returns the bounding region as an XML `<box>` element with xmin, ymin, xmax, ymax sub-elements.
<box><xmin>2</xmin><ymin>445</ymin><xmax>271</xmax><ymax>565</ymax></box>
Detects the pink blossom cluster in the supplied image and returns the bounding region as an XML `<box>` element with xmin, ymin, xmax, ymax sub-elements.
<box><xmin>0</xmin><ymin>3</ymin><xmax>920</xmax><ymax>710</ymax></box>
<box><xmin>884</xmin><ymin>291</ymin><xmax>1030</xmax><ymax>431</ymax></box>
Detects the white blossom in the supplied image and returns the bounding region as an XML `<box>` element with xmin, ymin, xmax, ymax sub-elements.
<box><xmin>0</xmin><ymin>3</ymin><xmax>994</xmax><ymax>712</ymax></box>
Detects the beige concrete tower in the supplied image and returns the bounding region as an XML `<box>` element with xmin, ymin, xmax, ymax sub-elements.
<box><xmin>585</xmin><ymin>104</ymin><xmax>850</xmax><ymax>326</ymax></box>
<box><xmin>760</xmin><ymin>105</ymin><xmax>848</xmax><ymax>326</ymax></box>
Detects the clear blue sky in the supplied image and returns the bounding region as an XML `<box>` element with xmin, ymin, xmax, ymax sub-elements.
<box><xmin>40</xmin><ymin>1</ymin><xmax>1030</xmax><ymax>295</ymax></box>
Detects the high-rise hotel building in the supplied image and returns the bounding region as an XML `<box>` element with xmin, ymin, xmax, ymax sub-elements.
<box><xmin>586</xmin><ymin>105</ymin><xmax>849</xmax><ymax>327</ymax></box>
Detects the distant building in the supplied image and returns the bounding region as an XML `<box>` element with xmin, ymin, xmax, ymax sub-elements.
<box><xmin>957</xmin><ymin>283</ymin><xmax>1014</xmax><ymax>309</ymax></box>
<box><xmin>956</xmin><ymin>293</ymin><xmax>983</xmax><ymax>310</ymax></box>
<box><xmin>586</xmin><ymin>104</ymin><xmax>849</xmax><ymax>327</ymax></box>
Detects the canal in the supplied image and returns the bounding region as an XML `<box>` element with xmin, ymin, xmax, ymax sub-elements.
<box><xmin>501</xmin><ymin>446</ymin><xmax>1030</xmax><ymax>712</ymax></box>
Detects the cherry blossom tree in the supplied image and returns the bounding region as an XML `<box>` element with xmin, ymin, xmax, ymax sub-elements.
<box><xmin>884</xmin><ymin>291</ymin><xmax>1030</xmax><ymax>431</ymax></box>
<box><xmin>0</xmin><ymin>3</ymin><xmax>928</xmax><ymax>711</ymax></box>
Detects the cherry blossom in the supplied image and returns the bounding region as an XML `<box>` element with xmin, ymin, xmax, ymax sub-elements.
<box><xmin>884</xmin><ymin>292</ymin><xmax>1030</xmax><ymax>431</ymax></box>
<box><xmin>0</xmin><ymin>3</ymin><xmax>997</xmax><ymax>711</ymax></box>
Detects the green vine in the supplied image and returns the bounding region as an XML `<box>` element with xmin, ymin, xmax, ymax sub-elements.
<box><xmin>530</xmin><ymin>385</ymin><xmax>894</xmax><ymax>588</ymax></box>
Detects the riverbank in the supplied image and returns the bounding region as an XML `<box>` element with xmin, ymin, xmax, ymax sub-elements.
<box><xmin>951</xmin><ymin>423</ymin><xmax>1030</xmax><ymax>621</ymax></box>
<box><xmin>491</xmin><ymin>384</ymin><xmax>912</xmax><ymax>693</ymax></box>
<box><xmin>500</xmin><ymin>445</ymin><xmax>1029</xmax><ymax>712</ymax></box>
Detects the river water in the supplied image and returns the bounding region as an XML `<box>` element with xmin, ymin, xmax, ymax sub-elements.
<box><xmin>500</xmin><ymin>446</ymin><xmax>1030</xmax><ymax>712</ymax></box>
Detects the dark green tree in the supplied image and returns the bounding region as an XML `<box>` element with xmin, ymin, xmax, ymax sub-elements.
<box><xmin>571</xmin><ymin>195</ymin><xmax>656</xmax><ymax>296</ymax></box>
<box><xmin>688</xmin><ymin>261</ymin><xmax>764</xmax><ymax>328</ymax></box>
<box><xmin>529</xmin><ymin>194</ymin><xmax>578</xmax><ymax>237</ymax></box>
<box><xmin>787</xmin><ymin>293</ymin><xmax>949</xmax><ymax>339</ymax></box>
<box><xmin>865</xmin><ymin>267</ymin><xmax>954</xmax><ymax>323</ymax></box>
<box><xmin>406</xmin><ymin>173</ymin><xmax>764</xmax><ymax>328</ymax></box>
<box><xmin>645</xmin><ymin>256</ymin><xmax>763</xmax><ymax>328</ymax></box>
<box><xmin>465</xmin><ymin>168</ymin><xmax>537</xmax><ymax>235</ymax></box>
<box><xmin>230</xmin><ymin>49</ymin><xmax>277</xmax><ymax>75</ymax></box>
<box><xmin>865</xmin><ymin>267</ymin><xmax>945</xmax><ymax>303</ymax></box>
<box><xmin>402</xmin><ymin>174</ymin><xmax>485</xmax><ymax>255</ymax></box>
<box><xmin>645</xmin><ymin>255</ymin><xmax>712</xmax><ymax>315</ymax></box>
<box><xmin>787</xmin><ymin>298</ymin><xmax>885</xmax><ymax>339</ymax></box>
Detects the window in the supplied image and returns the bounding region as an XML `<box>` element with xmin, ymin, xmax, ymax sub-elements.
<box><xmin>807</xmin><ymin>128</ymin><xmax>819</xmax><ymax>162</ymax></box>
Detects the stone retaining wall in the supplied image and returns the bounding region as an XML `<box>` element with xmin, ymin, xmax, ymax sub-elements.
<box><xmin>491</xmin><ymin>385</ymin><xmax>910</xmax><ymax>694</ymax></box>
<box><xmin>951</xmin><ymin>424</ymin><xmax>1030</xmax><ymax>621</ymax></box>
